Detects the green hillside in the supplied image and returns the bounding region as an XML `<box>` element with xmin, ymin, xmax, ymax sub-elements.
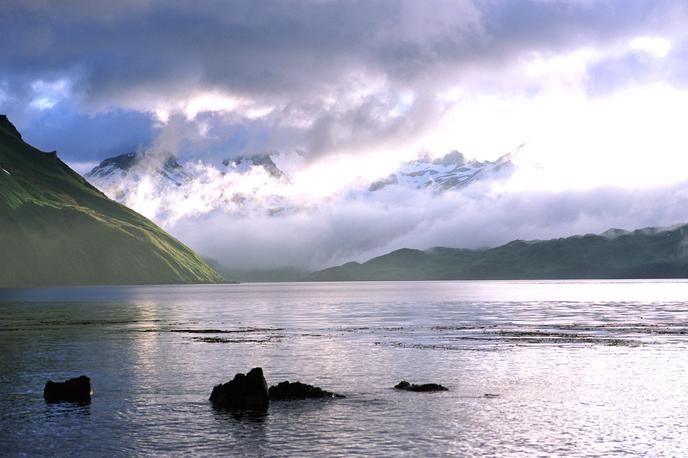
<box><xmin>0</xmin><ymin>115</ymin><xmax>223</xmax><ymax>287</ymax></box>
<box><xmin>309</xmin><ymin>225</ymin><xmax>688</xmax><ymax>281</ymax></box>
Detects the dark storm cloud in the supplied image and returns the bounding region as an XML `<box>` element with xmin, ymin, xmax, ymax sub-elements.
<box><xmin>1</xmin><ymin>0</ymin><xmax>686</xmax><ymax>160</ymax></box>
<box><xmin>2</xmin><ymin>0</ymin><xmax>682</xmax><ymax>100</ymax></box>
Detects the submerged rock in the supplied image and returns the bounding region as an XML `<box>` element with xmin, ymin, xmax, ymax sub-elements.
<box><xmin>44</xmin><ymin>375</ymin><xmax>92</xmax><ymax>403</ymax></box>
<box><xmin>209</xmin><ymin>367</ymin><xmax>269</xmax><ymax>410</ymax></box>
<box><xmin>269</xmin><ymin>381</ymin><xmax>344</xmax><ymax>400</ymax></box>
<box><xmin>394</xmin><ymin>380</ymin><xmax>448</xmax><ymax>392</ymax></box>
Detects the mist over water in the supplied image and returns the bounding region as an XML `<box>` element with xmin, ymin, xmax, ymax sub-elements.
<box><xmin>2</xmin><ymin>280</ymin><xmax>688</xmax><ymax>456</ymax></box>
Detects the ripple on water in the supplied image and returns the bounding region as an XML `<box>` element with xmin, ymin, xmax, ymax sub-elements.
<box><xmin>1</xmin><ymin>280</ymin><xmax>688</xmax><ymax>456</ymax></box>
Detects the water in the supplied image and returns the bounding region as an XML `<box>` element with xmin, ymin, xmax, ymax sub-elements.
<box><xmin>1</xmin><ymin>280</ymin><xmax>688</xmax><ymax>456</ymax></box>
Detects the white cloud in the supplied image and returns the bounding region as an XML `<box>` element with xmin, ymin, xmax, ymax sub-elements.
<box><xmin>426</xmin><ymin>79</ymin><xmax>688</xmax><ymax>191</ymax></box>
<box><xmin>29</xmin><ymin>78</ymin><xmax>71</xmax><ymax>111</ymax></box>
<box><xmin>629</xmin><ymin>36</ymin><xmax>672</xmax><ymax>58</ymax></box>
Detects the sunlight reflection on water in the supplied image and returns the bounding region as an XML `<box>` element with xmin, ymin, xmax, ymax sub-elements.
<box><xmin>1</xmin><ymin>280</ymin><xmax>688</xmax><ymax>456</ymax></box>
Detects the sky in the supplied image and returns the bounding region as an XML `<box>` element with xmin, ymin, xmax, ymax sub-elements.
<box><xmin>3</xmin><ymin>0</ymin><xmax>688</xmax><ymax>269</ymax></box>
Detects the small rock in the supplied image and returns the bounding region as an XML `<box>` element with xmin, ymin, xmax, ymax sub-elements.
<box><xmin>210</xmin><ymin>367</ymin><xmax>269</xmax><ymax>410</ymax></box>
<box><xmin>269</xmin><ymin>381</ymin><xmax>344</xmax><ymax>400</ymax></box>
<box><xmin>44</xmin><ymin>375</ymin><xmax>92</xmax><ymax>403</ymax></box>
<box><xmin>394</xmin><ymin>380</ymin><xmax>448</xmax><ymax>392</ymax></box>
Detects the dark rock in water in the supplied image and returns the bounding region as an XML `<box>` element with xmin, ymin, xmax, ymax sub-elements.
<box><xmin>394</xmin><ymin>380</ymin><xmax>448</xmax><ymax>392</ymax></box>
<box><xmin>44</xmin><ymin>375</ymin><xmax>92</xmax><ymax>403</ymax></box>
<box><xmin>209</xmin><ymin>367</ymin><xmax>269</xmax><ymax>410</ymax></box>
<box><xmin>269</xmin><ymin>381</ymin><xmax>344</xmax><ymax>400</ymax></box>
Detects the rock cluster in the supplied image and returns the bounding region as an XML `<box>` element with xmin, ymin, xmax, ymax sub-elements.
<box><xmin>42</xmin><ymin>369</ymin><xmax>452</xmax><ymax>411</ymax></box>
<box><xmin>209</xmin><ymin>368</ymin><xmax>346</xmax><ymax>410</ymax></box>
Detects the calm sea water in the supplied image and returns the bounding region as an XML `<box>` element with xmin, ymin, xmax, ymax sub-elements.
<box><xmin>1</xmin><ymin>280</ymin><xmax>688</xmax><ymax>457</ymax></box>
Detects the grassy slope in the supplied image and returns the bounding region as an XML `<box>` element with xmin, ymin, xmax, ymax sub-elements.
<box><xmin>0</xmin><ymin>115</ymin><xmax>223</xmax><ymax>287</ymax></box>
<box><xmin>309</xmin><ymin>226</ymin><xmax>688</xmax><ymax>281</ymax></box>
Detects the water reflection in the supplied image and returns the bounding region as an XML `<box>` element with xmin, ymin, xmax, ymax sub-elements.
<box><xmin>1</xmin><ymin>281</ymin><xmax>688</xmax><ymax>456</ymax></box>
<box><xmin>44</xmin><ymin>402</ymin><xmax>91</xmax><ymax>417</ymax></box>
<box><xmin>212</xmin><ymin>407</ymin><xmax>269</xmax><ymax>424</ymax></box>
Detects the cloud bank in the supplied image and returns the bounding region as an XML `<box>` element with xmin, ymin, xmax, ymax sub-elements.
<box><xmin>2</xmin><ymin>0</ymin><xmax>688</xmax><ymax>163</ymax></box>
<box><xmin>170</xmin><ymin>176</ymin><xmax>688</xmax><ymax>270</ymax></box>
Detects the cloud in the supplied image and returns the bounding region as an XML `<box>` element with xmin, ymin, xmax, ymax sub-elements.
<box><xmin>2</xmin><ymin>0</ymin><xmax>687</xmax><ymax>162</ymax></box>
<box><xmin>8</xmin><ymin>2</ymin><xmax>680</xmax><ymax>94</ymax></box>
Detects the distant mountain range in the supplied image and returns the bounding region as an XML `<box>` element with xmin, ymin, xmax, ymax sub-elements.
<box><xmin>86</xmin><ymin>151</ymin><xmax>286</xmax><ymax>192</ymax></box>
<box><xmin>83</xmin><ymin>149</ymin><xmax>515</xmax><ymax>224</ymax></box>
<box><xmin>309</xmin><ymin>224</ymin><xmax>688</xmax><ymax>281</ymax></box>
<box><xmin>0</xmin><ymin>115</ymin><xmax>222</xmax><ymax>287</ymax></box>
<box><xmin>81</xmin><ymin>146</ymin><xmax>688</xmax><ymax>282</ymax></box>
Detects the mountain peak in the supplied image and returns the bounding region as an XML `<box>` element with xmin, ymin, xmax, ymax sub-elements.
<box><xmin>85</xmin><ymin>151</ymin><xmax>188</xmax><ymax>183</ymax></box>
<box><xmin>90</xmin><ymin>152</ymin><xmax>139</xmax><ymax>173</ymax></box>
<box><xmin>0</xmin><ymin>115</ymin><xmax>23</xmax><ymax>140</ymax></box>
<box><xmin>368</xmin><ymin>150</ymin><xmax>515</xmax><ymax>193</ymax></box>
<box><xmin>223</xmin><ymin>154</ymin><xmax>285</xmax><ymax>179</ymax></box>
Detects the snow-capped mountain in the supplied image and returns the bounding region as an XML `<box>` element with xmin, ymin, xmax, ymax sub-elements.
<box><xmin>87</xmin><ymin>152</ymin><xmax>190</xmax><ymax>183</ymax></box>
<box><xmin>84</xmin><ymin>149</ymin><xmax>514</xmax><ymax>226</ymax></box>
<box><xmin>85</xmin><ymin>152</ymin><xmax>291</xmax><ymax>225</ymax></box>
<box><xmin>85</xmin><ymin>152</ymin><xmax>191</xmax><ymax>202</ymax></box>
<box><xmin>86</xmin><ymin>152</ymin><xmax>285</xmax><ymax>185</ymax></box>
<box><xmin>368</xmin><ymin>150</ymin><xmax>514</xmax><ymax>192</ymax></box>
